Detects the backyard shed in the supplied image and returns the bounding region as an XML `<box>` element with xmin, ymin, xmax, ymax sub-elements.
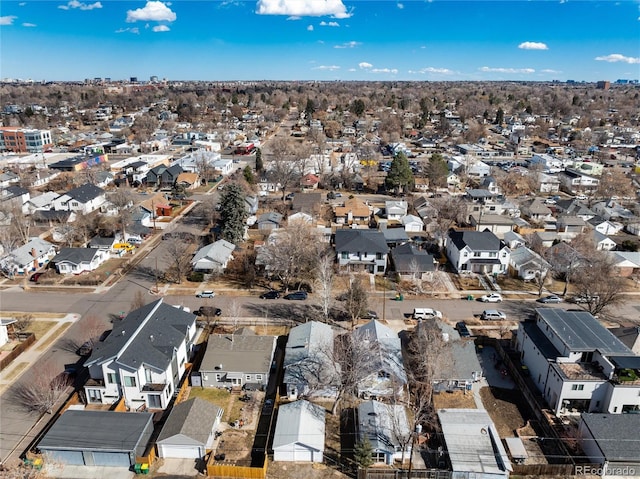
<box><xmin>272</xmin><ymin>400</ymin><xmax>325</xmax><ymax>463</ymax></box>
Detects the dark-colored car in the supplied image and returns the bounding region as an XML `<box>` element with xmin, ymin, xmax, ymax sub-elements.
<box><xmin>456</xmin><ymin>321</ymin><xmax>471</xmax><ymax>338</ymax></box>
<box><xmin>259</xmin><ymin>290</ymin><xmax>280</xmax><ymax>300</ymax></box>
<box><xmin>194</xmin><ymin>306</ymin><xmax>222</xmax><ymax>317</ymax></box>
<box><xmin>362</xmin><ymin>310</ymin><xmax>379</xmax><ymax>320</ymax></box>
<box><xmin>284</xmin><ymin>291</ymin><xmax>307</xmax><ymax>301</ymax></box>
<box><xmin>29</xmin><ymin>272</ymin><xmax>45</xmax><ymax>283</ymax></box>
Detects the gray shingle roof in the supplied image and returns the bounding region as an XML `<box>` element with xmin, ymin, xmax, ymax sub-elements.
<box><xmin>580</xmin><ymin>413</ymin><xmax>640</xmax><ymax>462</ymax></box>
<box><xmin>391</xmin><ymin>243</ymin><xmax>435</xmax><ymax>273</ymax></box>
<box><xmin>38</xmin><ymin>410</ymin><xmax>153</xmax><ymax>453</ymax></box>
<box><xmin>4</xmin><ymin>237</ymin><xmax>54</xmax><ymax>267</ymax></box>
<box><xmin>448</xmin><ymin>230</ymin><xmax>504</xmax><ymax>252</ymax></box>
<box><xmin>273</xmin><ymin>400</ymin><xmax>325</xmax><ymax>451</ymax></box>
<box><xmin>334</xmin><ymin>229</ymin><xmax>388</xmax><ymax>254</ymax></box>
<box><xmin>157</xmin><ymin>398</ymin><xmax>222</xmax><ymax>445</ymax></box>
<box><xmin>201</xmin><ymin>334</ymin><xmax>276</xmax><ymax>373</ymax></box>
<box><xmin>64</xmin><ymin>183</ymin><xmax>105</xmax><ymax>203</ymax></box>
<box><xmin>52</xmin><ymin>247</ymin><xmax>101</xmax><ymax>265</ymax></box>
<box><xmin>85</xmin><ymin>299</ymin><xmax>196</xmax><ymax>371</ymax></box>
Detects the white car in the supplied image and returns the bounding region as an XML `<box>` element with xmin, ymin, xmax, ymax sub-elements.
<box><xmin>413</xmin><ymin>308</ymin><xmax>443</xmax><ymax>320</ymax></box>
<box><xmin>480</xmin><ymin>293</ymin><xmax>503</xmax><ymax>303</ymax></box>
<box><xmin>196</xmin><ymin>290</ymin><xmax>215</xmax><ymax>298</ymax></box>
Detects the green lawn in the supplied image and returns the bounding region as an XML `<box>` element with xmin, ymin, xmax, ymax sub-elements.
<box><xmin>188</xmin><ymin>387</ymin><xmax>231</xmax><ymax>420</ymax></box>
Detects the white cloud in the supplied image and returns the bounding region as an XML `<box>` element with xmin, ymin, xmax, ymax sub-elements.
<box><xmin>518</xmin><ymin>41</ymin><xmax>548</xmax><ymax>50</ymax></box>
<box><xmin>256</xmin><ymin>0</ymin><xmax>351</xmax><ymax>18</ymax></box>
<box><xmin>348</xmin><ymin>68</ymin><xmax>356</xmax><ymax>72</ymax></box>
<box><xmin>152</xmin><ymin>24</ymin><xmax>170</xmax><ymax>32</ymax></box>
<box><xmin>371</xmin><ymin>68</ymin><xmax>398</xmax><ymax>74</ymax></box>
<box><xmin>307</xmin><ymin>24</ymin><xmax>313</xmax><ymax>31</ymax></box>
<box><xmin>594</xmin><ymin>53</ymin><xmax>640</xmax><ymax>64</ymax></box>
<box><xmin>319</xmin><ymin>20</ymin><xmax>339</xmax><ymax>26</ymax></box>
<box><xmin>397</xmin><ymin>3</ymin><xmax>404</xmax><ymax>8</ymax></box>
<box><xmin>115</xmin><ymin>26</ymin><xmax>139</xmax><ymax>34</ymax></box>
<box><xmin>334</xmin><ymin>41</ymin><xmax>360</xmax><ymax>49</ymax></box>
<box><xmin>0</xmin><ymin>15</ymin><xmax>17</xmax><ymax>25</ymax></box>
<box><xmin>541</xmin><ymin>69</ymin><xmax>561</xmax><ymax>74</ymax></box>
<box><xmin>410</xmin><ymin>67</ymin><xmax>453</xmax><ymax>74</ymax></box>
<box><xmin>19</xmin><ymin>2</ymin><xmax>26</xmax><ymax>5</ymax></box>
<box><xmin>126</xmin><ymin>1</ymin><xmax>176</xmax><ymax>22</ymax></box>
<box><xmin>479</xmin><ymin>66</ymin><xmax>535</xmax><ymax>74</ymax></box>
<box><xmin>358</xmin><ymin>62</ymin><xmax>372</xmax><ymax>69</ymax></box>
<box><xmin>22</xmin><ymin>22</ymin><xmax>36</xmax><ymax>27</ymax></box>
<box><xmin>58</xmin><ymin>0</ymin><xmax>102</xmax><ymax>10</ymax></box>
<box><xmin>313</xmin><ymin>65</ymin><xmax>340</xmax><ymax>71</ymax></box>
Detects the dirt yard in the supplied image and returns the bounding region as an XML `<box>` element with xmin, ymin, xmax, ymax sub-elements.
<box><xmin>480</xmin><ymin>386</ymin><xmax>529</xmax><ymax>438</ymax></box>
<box><xmin>433</xmin><ymin>389</ymin><xmax>477</xmax><ymax>410</ymax></box>
<box><xmin>267</xmin><ymin>461</ymin><xmax>350</xmax><ymax>479</ymax></box>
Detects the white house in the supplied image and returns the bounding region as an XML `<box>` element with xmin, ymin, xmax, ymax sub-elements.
<box><xmin>51</xmin><ymin>248</ymin><xmax>109</xmax><ymax>275</ymax></box>
<box><xmin>212</xmin><ymin>158</ymin><xmax>234</xmax><ymax>176</ymax></box>
<box><xmin>83</xmin><ymin>299</ymin><xmax>197</xmax><ymax>410</ymax></box>
<box><xmin>52</xmin><ymin>183</ymin><xmax>106</xmax><ymax>214</ymax></box>
<box><xmin>334</xmin><ymin>229</ymin><xmax>389</xmax><ymax>275</ymax></box>
<box><xmin>273</xmin><ymin>400</ymin><xmax>325</xmax><ymax>463</ymax></box>
<box><xmin>445</xmin><ymin>229</ymin><xmax>510</xmax><ymax>275</ymax></box>
<box><xmin>401</xmin><ymin>214</ymin><xmax>424</xmax><ymax>233</ymax></box>
<box><xmin>515</xmin><ymin>308</ymin><xmax>640</xmax><ymax>416</ymax></box>
<box><xmin>190</xmin><ymin>240</ymin><xmax>235</xmax><ymax>273</ymax></box>
<box><xmin>385</xmin><ymin>201</ymin><xmax>408</xmax><ymax>221</ymax></box>
<box><xmin>0</xmin><ymin>237</ymin><xmax>57</xmax><ymax>277</ymax></box>
<box><xmin>509</xmin><ymin>246</ymin><xmax>551</xmax><ymax>281</ymax></box>
<box><xmin>0</xmin><ymin>318</ymin><xmax>16</xmax><ymax>348</ymax></box>
<box><xmin>592</xmin><ymin>231</ymin><xmax>616</xmax><ymax>251</ymax></box>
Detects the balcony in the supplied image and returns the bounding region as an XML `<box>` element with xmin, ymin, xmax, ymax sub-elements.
<box><xmin>555</xmin><ymin>362</ymin><xmax>607</xmax><ymax>381</ymax></box>
<box><xmin>141</xmin><ymin>382</ymin><xmax>167</xmax><ymax>392</ymax></box>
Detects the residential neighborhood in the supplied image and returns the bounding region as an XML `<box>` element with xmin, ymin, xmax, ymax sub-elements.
<box><xmin>0</xmin><ymin>78</ymin><xmax>640</xmax><ymax>479</ymax></box>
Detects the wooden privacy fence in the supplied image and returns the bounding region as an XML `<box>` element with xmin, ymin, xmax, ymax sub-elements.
<box><xmin>0</xmin><ymin>333</ymin><xmax>36</xmax><ymax>371</ymax></box>
<box><xmin>358</xmin><ymin>469</ymin><xmax>452</xmax><ymax>479</ymax></box>
<box><xmin>207</xmin><ymin>456</ymin><xmax>267</xmax><ymax>478</ymax></box>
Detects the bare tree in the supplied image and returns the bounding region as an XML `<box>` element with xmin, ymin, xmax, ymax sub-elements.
<box><xmin>0</xmin><ymin>201</ymin><xmax>32</xmax><ymax>248</ymax></box>
<box><xmin>428</xmin><ymin>196</ymin><xmax>467</xmax><ymax>247</ymax></box>
<box><xmin>329</xmin><ymin>333</ymin><xmax>371</xmax><ymax>415</ymax></box>
<box><xmin>107</xmin><ymin>189</ymin><xmax>135</xmax><ymax>237</ymax></box>
<box><xmin>315</xmin><ymin>254</ymin><xmax>335</xmax><ymax>321</ymax></box>
<box><xmin>343</xmin><ymin>276</ymin><xmax>368</xmax><ymax>329</ymax></box>
<box><xmin>534</xmin><ymin>268</ymin><xmax>549</xmax><ymax>297</ymax></box>
<box><xmin>571</xmin><ymin>253</ymin><xmax>626</xmax><ymax>316</ymax></box>
<box><xmin>227</xmin><ymin>299</ymin><xmax>242</xmax><ymax>334</ymax></box>
<box><xmin>11</xmin><ymin>363</ymin><xmax>71</xmax><ymax>414</ymax></box>
<box><xmin>12</xmin><ymin>313</ymin><xmax>34</xmax><ymax>334</ymax></box>
<box><xmin>163</xmin><ymin>238</ymin><xmax>192</xmax><ymax>284</ymax></box>
<box><xmin>265</xmin><ymin>137</ymin><xmax>302</xmax><ymax>201</ymax></box>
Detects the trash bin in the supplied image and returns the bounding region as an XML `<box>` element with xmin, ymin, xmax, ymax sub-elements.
<box><xmin>134</xmin><ymin>464</ymin><xmax>142</xmax><ymax>474</ymax></box>
<box><xmin>399</xmin><ymin>294</ymin><xmax>404</xmax><ymax>301</ymax></box>
<box><xmin>141</xmin><ymin>463</ymin><xmax>149</xmax><ymax>475</ymax></box>
<box><xmin>467</xmin><ymin>295</ymin><xmax>474</xmax><ymax>301</ymax></box>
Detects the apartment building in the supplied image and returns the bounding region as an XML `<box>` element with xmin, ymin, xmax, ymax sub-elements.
<box><xmin>0</xmin><ymin>127</ymin><xmax>53</xmax><ymax>153</ymax></box>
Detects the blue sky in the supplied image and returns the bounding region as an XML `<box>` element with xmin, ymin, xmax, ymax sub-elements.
<box><xmin>1</xmin><ymin>0</ymin><xmax>639</xmax><ymax>82</ymax></box>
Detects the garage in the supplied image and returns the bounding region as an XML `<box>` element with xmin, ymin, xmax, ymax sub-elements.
<box><xmin>156</xmin><ymin>398</ymin><xmax>223</xmax><ymax>459</ymax></box>
<box><xmin>273</xmin><ymin>400</ymin><xmax>325</xmax><ymax>463</ymax></box>
<box><xmin>38</xmin><ymin>410</ymin><xmax>154</xmax><ymax>469</ymax></box>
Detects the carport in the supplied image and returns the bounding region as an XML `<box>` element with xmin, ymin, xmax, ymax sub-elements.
<box><xmin>38</xmin><ymin>410</ymin><xmax>153</xmax><ymax>468</ymax></box>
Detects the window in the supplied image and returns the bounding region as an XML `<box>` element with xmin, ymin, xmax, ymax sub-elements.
<box><xmin>376</xmin><ymin>253</ymin><xmax>383</xmax><ymax>260</ymax></box>
<box><xmin>215</xmin><ymin>374</ymin><xmax>221</xmax><ymax>381</ymax></box>
<box><xmin>571</xmin><ymin>384</ymin><xmax>584</xmax><ymax>391</ymax></box>
<box><xmin>256</xmin><ymin>374</ymin><xmax>263</xmax><ymax>381</ymax></box>
<box><xmin>473</xmin><ymin>252</ymin><xmax>481</xmax><ymax>257</ymax></box>
<box><xmin>363</xmin><ymin>252</ymin><xmax>368</xmax><ymax>258</ymax></box>
<box><xmin>377</xmin><ymin>266</ymin><xmax>384</xmax><ymax>272</ymax></box>
<box><xmin>87</xmin><ymin>389</ymin><xmax>102</xmax><ymax>402</ymax></box>
<box><xmin>124</xmin><ymin>376</ymin><xmax>137</xmax><ymax>387</ymax></box>
<box><xmin>107</xmin><ymin>373</ymin><xmax>118</xmax><ymax>384</ymax></box>
<box><xmin>341</xmin><ymin>252</ymin><xmax>348</xmax><ymax>259</ymax></box>
<box><xmin>145</xmin><ymin>369</ymin><xmax>153</xmax><ymax>383</ymax></box>
<box><xmin>246</xmin><ymin>375</ymin><xmax>251</xmax><ymax>381</ymax></box>
<box><xmin>148</xmin><ymin>394</ymin><xmax>161</xmax><ymax>408</ymax></box>
<box><xmin>489</xmin><ymin>252</ymin><xmax>497</xmax><ymax>257</ymax></box>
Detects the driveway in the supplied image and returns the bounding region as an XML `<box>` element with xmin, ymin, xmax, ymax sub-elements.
<box><xmin>153</xmin><ymin>457</ymin><xmax>201</xmax><ymax>477</ymax></box>
<box><xmin>476</xmin><ymin>344</ymin><xmax>515</xmax><ymax>390</ymax></box>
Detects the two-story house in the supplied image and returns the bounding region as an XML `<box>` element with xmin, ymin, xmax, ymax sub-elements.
<box><xmin>334</xmin><ymin>229</ymin><xmax>389</xmax><ymax>274</ymax></box>
<box><xmin>515</xmin><ymin>308</ymin><xmax>640</xmax><ymax>416</ymax></box>
<box><xmin>445</xmin><ymin>229</ymin><xmax>510</xmax><ymax>274</ymax></box>
<box><xmin>385</xmin><ymin>201</ymin><xmax>408</xmax><ymax>221</ymax></box>
<box><xmin>52</xmin><ymin>183</ymin><xmax>106</xmax><ymax>214</ymax></box>
<box><xmin>558</xmin><ymin>169</ymin><xmax>600</xmax><ymax>195</ymax></box>
<box><xmin>333</xmin><ymin>198</ymin><xmax>372</xmax><ymax>226</ymax></box>
<box><xmin>84</xmin><ymin>299</ymin><xmax>197</xmax><ymax>411</ymax></box>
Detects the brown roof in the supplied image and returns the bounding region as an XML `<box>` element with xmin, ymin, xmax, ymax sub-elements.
<box><xmin>334</xmin><ymin>198</ymin><xmax>371</xmax><ymax>218</ymax></box>
<box><xmin>140</xmin><ymin>192</ymin><xmax>169</xmax><ymax>213</ymax></box>
<box><xmin>176</xmin><ymin>172</ymin><xmax>199</xmax><ymax>185</ymax></box>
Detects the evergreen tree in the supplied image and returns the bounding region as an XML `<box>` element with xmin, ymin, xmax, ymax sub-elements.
<box><xmin>385</xmin><ymin>151</ymin><xmax>414</xmax><ymax>193</ymax></box>
<box><xmin>354</xmin><ymin>438</ymin><xmax>374</xmax><ymax>469</ymax></box>
<box><xmin>305</xmin><ymin>98</ymin><xmax>315</xmax><ymax>121</ymax></box>
<box><xmin>495</xmin><ymin>107</ymin><xmax>504</xmax><ymax>125</ymax></box>
<box><xmin>350</xmin><ymin>98</ymin><xmax>365</xmax><ymax>117</ymax></box>
<box><xmin>425</xmin><ymin>152</ymin><xmax>449</xmax><ymax>188</ymax></box>
<box><xmin>243</xmin><ymin>165</ymin><xmax>255</xmax><ymax>184</ymax></box>
<box><xmin>219</xmin><ymin>183</ymin><xmax>247</xmax><ymax>245</ymax></box>
<box><xmin>255</xmin><ymin>147</ymin><xmax>263</xmax><ymax>172</ymax></box>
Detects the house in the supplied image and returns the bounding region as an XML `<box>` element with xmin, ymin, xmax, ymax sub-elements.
<box><xmin>0</xmin><ymin>237</ymin><xmax>57</xmax><ymax>277</ymax></box>
<box><xmin>381</xmin><ymin>228</ymin><xmax>409</xmax><ymax>248</ymax></box>
<box><xmin>156</xmin><ymin>398</ymin><xmax>223</xmax><ymax>459</ymax></box>
<box><xmin>538</xmin><ymin>172</ymin><xmax>561</xmax><ymax>193</ymax></box>
<box><xmin>83</xmin><ymin>299</ymin><xmax>197</xmax><ymax>410</ymax></box>
<box><xmin>256</xmin><ymin>212</ymin><xmax>283</xmax><ymax>230</ymax></box>
<box><xmin>24</xmin><ymin>191</ymin><xmax>58</xmax><ymax>214</ymax></box>
<box><xmin>357</xmin><ymin>400</ymin><xmax>411</xmax><ymax>465</ymax></box>
<box><xmin>273</xmin><ymin>400</ymin><xmax>326</xmax><ymax>463</ymax></box>
<box><xmin>401</xmin><ymin>214</ymin><xmax>424</xmax><ymax>233</ymax></box>
<box><xmin>592</xmin><ymin>200</ymin><xmax>635</xmax><ymax>222</ymax></box>
<box><xmin>588</xmin><ymin>218</ymin><xmax>623</xmax><ymax>236</ymax></box>
<box><xmin>390</xmin><ymin>243</ymin><xmax>435</xmax><ymax>281</ymax></box>
<box><xmin>0</xmin><ymin>318</ymin><xmax>16</xmax><ymax>348</ymax></box>
<box><xmin>291</xmin><ymin>192</ymin><xmax>322</xmax><ymax>217</ymax></box>
<box><xmin>51</xmin><ymin>248</ymin><xmax>109</xmax><ymax>274</ymax></box>
<box><xmin>578</xmin><ymin>413</ymin><xmax>640</xmax><ymax>477</ymax></box>
<box><xmin>352</xmin><ymin>320</ymin><xmax>407</xmax><ymax>398</ymax></box>
<box><xmin>468</xmin><ymin>213</ymin><xmax>515</xmax><ymax>238</ymax></box>
<box><xmin>557</xmin><ymin>215</ymin><xmax>587</xmax><ymax>238</ymax></box>
<box><xmin>503</xmin><ymin>230</ymin><xmax>526</xmax><ymax>249</ymax></box>
<box><xmin>555</xmin><ymin>199</ymin><xmax>596</xmax><ymax>221</ymax></box>
<box><xmin>385</xmin><ymin>200</ymin><xmax>408</xmax><ymax>220</ymax></box>
<box><xmin>334</xmin><ymin>229</ymin><xmax>389</xmax><ymax>274</ymax></box>
<box><xmin>283</xmin><ymin>321</ymin><xmax>338</xmax><ymax>400</ymax></box>
<box><xmin>95</xmin><ymin>170</ymin><xmax>115</xmax><ymax>188</ymax></box>
<box><xmin>288</xmin><ymin>211</ymin><xmax>313</xmax><ymax>225</ymax></box>
<box><xmin>608</xmin><ymin>251</ymin><xmax>640</xmax><ymax>277</ymax></box>
<box><xmin>520</xmin><ymin>198</ymin><xmax>553</xmax><ymax>222</ymax></box>
<box><xmin>509</xmin><ymin>246</ymin><xmax>551</xmax><ymax>281</ymax></box>
<box><xmin>212</xmin><ymin>158</ymin><xmax>234</xmax><ymax>176</ymax></box>
<box><xmin>300</xmin><ymin>173</ymin><xmax>320</xmax><ymax>190</ymax></box>
<box><xmin>245</xmin><ymin>195</ymin><xmax>259</xmax><ymax>215</ymax></box>
<box><xmin>175</xmin><ymin>172</ymin><xmax>200</xmax><ymax>190</ymax></box>
<box><xmin>413</xmin><ymin>177</ymin><xmax>429</xmax><ymax>192</ymax></box>
<box><xmin>195</xmin><ymin>330</ymin><xmax>276</xmax><ymax>390</ymax></box>
<box><xmin>0</xmin><ymin>185</ymin><xmax>30</xmax><ymax>213</ymax></box>
<box><xmin>38</xmin><ymin>410</ymin><xmax>153</xmax><ymax>468</ymax></box>
<box><xmin>52</xmin><ymin>183</ymin><xmax>107</xmax><ymax>214</ymax></box>
<box><xmin>592</xmin><ymin>231</ymin><xmax>616</xmax><ymax>251</ymax></box>
<box><xmin>88</xmin><ymin>236</ymin><xmax>118</xmax><ymax>251</ymax></box>
<box><xmin>334</xmin><ymin>198</ymin><xmax>371</xmax><ymax>226</ymax></box>
<box><xmin>437</xmin><ymin>409</ymin><xmax>512</xmax><ymax>478</ymax></box>
<box><xmin>191</xmin><ymin>240</ymin><xmax>235</xmax><ymax>273</ymax></box>
<box><xmin>558</xmin><ymin>169</ymin><xmax>599</xmax><ymax>194</ymax></box>
<box><xmin>515</xmin><ymin>308</ymin><xmax>640</xmax><ymax>416</ymax></box>
<box><xmin>413</xmin><ymin>196</ymin><xmax>437</xmax><ymax>220</ymax></box>
<box><xmin>445</xmin><ymin>229</ymin><xmax>510</xmax><ymax>275</ymax></box>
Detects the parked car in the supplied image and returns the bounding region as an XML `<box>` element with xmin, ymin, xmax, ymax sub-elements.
<box><xmin>77</xmin><ymin>341</ymin><xmax>93</xmax><ymax>356</ymax></box>
<box><xmin>480</xmin><ymin>293</ymin><xmax>503</xmax><ymax>303</ymax></box>
<box><xmin>537</xmin><ymin>295</ymin><xmax>563</xmax><ymax>304</ymax></box>
<box><xmin>413</xmin><ymin>308</ymin><xmax>443</xmax><ymax>320</ymax></box>
<box><xmin>259</xmin><ymin>290</ymin><xmax>280</xmax><ymax>299</ymax></box>
<box><xmin>455</xmin><ymin>321</ymin><xmax>471</xmax><ymax>337</ymax></box>
<box><xmin>29</xmin><ymin>272</ymin><xmax>45</xmax><ymax>283</ymax></box>
<box><xmin>572</xmin><ymin>293</ymin><xmax>600</xmax><ymax>304</ymax></box>
<box><xmin>284</xmin><ymin>291</ymin><xmax>307</xmax><ymax>300</ymax></box>
<box><xmin>196</xmin><ymin>290</ymin><xmax>215</xmax><ymax>298</ymax></box>
<box><xmin>194</xmin><ymin>306</ymin><xmax>222</xmax><ymax>317</ymax></box>
<box><xmin>362</xmin><ymin>310</ymin><xmax>379</xmax><ymax>320</ymax></box>
<box><xmin>481</xmin><ymin>309</ymin><xmax>507</xmax><ymax>321</ymax></box>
